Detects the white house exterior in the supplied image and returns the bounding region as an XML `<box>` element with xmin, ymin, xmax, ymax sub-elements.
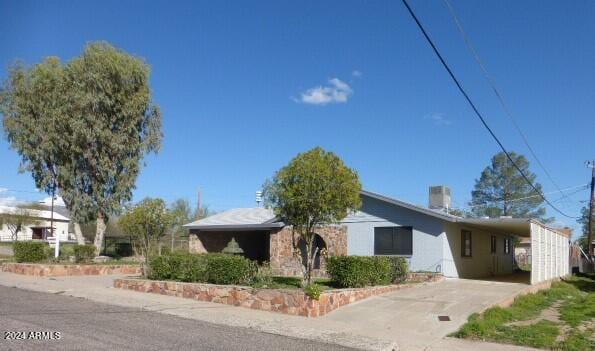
<box><xmin>0</xmin><ymin>206</ymin><xmax>71</xmax><ymax>243</ymax></box>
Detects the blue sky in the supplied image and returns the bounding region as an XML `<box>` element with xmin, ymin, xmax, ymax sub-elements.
<box><xmin>0</xmin><ymin>1</ymin><xmax>593</xmax><ymax>235</ymax></box>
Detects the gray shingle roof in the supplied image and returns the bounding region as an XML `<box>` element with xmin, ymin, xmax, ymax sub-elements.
<box><xmin>183</xmin><ymin>208</ymin><xmax>283</xmax><ymax>230</ymax></box>
<box><xmin>360</xmin><ymin>190</ymin><xmax>460</xmax><ymax>222</ymax></box>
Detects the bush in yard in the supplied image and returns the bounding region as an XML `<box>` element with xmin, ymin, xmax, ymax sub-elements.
<box><xmin>148</xmin><ymin>252</ymin><xmax>257</xmax><ymax>285</ymax></box>
<box><xmin>326</xmin><ymin>256</ymin><xmax>392</xmax><ymax>288</ymax></box>
<box><xmin>304</xmin><ymin>284</ymin><xmax>323</xmax><ymax>300</ymax></box>
<box><xmin>206</xmin><ymin>254</ymin><xmax>257</xmax><ymax>285</ymax></box>
<box><xmin>59</xmin><ymin>244</ymin><xmax>75</xmax><ymax>259</ymax></box>
<box><xmin>252</xmin><ymin>261</ymin><xmax>274</xmax><ymax>287</ymax></box>
<box><xmin>13</xmin><ymin>241</ymin><xmax>47</xmax><ymax>263</ymax></box>
<box><xmin>73</xmin><ymin>244</ymin><xmax>96</xmax><ymax>263</ymax></box>
<box><xmin>388</xmin><ymin>257</ymin><xmax>409</xmax><ymax>283</ymax></box>
<box><xmin>148</xmin><ymin>252</ymin><xmax>208</xmax><ymax>282</ymax></box>
<box><xmin>171</xmin><ymin>252</ymin><xmax>208</xmax><ymax>282</ymax></box>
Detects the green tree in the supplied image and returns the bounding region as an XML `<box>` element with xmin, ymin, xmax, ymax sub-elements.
<box><xmin>577</xmin><ymin>206</ymin><xmax>592</xmax><ymax>252</ymax></box>
<box><xmin>118</xmin><ymin>198</ymin><xmax>172</xmax><ymax>277</ymax></box>
<box><xmin>264</xmin><ymin>147</ymin><xmax>362</xmax><ymax>285</ymax></box>
<box><xmin>470</xmin><ymin>152</ymin><xmax>548</xmax><ymax>220</ymax></box>
<box><xmin>168</xmin><ymin>198</ymin><xmax>193</xmax><ymax>251</ymax></box>
<box><xmin>195</xmin><ymin>205</ymin><xmax>214</xmax><ymax>220</ymax></box>
<box><xmin>1</xmin><ymin>42</ymin><xmax>162</xmax><ymax>254</ymax></box>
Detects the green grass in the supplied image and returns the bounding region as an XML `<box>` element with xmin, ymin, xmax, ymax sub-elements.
<box><xmin>453</xmin><ymin>273</ymin><xmax>595</xmax><ymax>351</ymax></box>
<box><xmin>252</xmin><ymin>276</ymin><xmax>336</xmax><ymax>290</ymax></box>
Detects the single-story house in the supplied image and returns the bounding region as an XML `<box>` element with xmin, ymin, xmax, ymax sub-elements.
<box><xmin>184</xmin><ymin>187</ymin><xmax>570</xmax><ymax>285</ymax></box>
<box><xmin>0</xmin><ymin>205</ymin><xmax>71</xmax><ymax>243</ymax></box>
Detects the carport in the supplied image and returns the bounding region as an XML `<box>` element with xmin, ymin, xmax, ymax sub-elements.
<box><xmin>459</xmin><ymin>218</ymin><xmax>570</xmax><ymax>285</ymax></box>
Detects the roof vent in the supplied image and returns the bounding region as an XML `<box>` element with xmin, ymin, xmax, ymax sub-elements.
<box><xmin>255</xmin><ymin>191</ymin><xmax>263</xmax><ymax>207</ymax></box>
<box><xmin>429</xmin><ymin>186</ymin><xmax>451</xmax><ymax>211</ymax></box>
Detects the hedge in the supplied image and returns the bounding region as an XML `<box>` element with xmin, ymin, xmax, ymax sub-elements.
<box><xmin>388</xmin><ymin>257</ymin><xmax>409</xmax><ymax>283</ymax></box>
<box><xmin>149</xmin><ymin>252</ymin><xmax>257</xmax><ymax>285</ymax></box>
<box><xmin>326</xmin><ymin>256</ymin><xmax>393</xmax><ymax>288</ymax></box>
<box><xmin>13</xmin><ymin>241</ymin><xmax>48</xmax><ymax>263</ymax></box>
<box><xmin>73</xmin><ymin>245</ymin><xmax>96</xmax><ymax>263</ymax></box>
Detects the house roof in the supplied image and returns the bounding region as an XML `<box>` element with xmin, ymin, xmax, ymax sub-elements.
<box><xmin>183</xmin><ymin>190</ymin><xmax>568</xmax><ymax>237</ymax></box>
<box><xmin>183</xmin><ymin>208</ymin><xmax>283</xmax><ymax>230</ymax></box>
<box><xmin>360</xmin><ymin>190</ymin><xmax>460</xmax><ymax>222</ymax></box>
<box><xmin>0</xmin><ymin>205</ymin><xmax>70</xmax><ymax>222</ymax></box>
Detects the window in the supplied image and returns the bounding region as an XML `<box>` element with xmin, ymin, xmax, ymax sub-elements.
<box><xmin>504</xmin><ymin>238</ymin><xmax>511</xmax><ymax>254</ymax></box>
<box><xmin>490</xmin><ymin>235</ymin><xmax>497</xmax><ymax>254</ymax></box>
<box><xmin>374</xmin><ymin>227</ymin><xmax>413</xmax><ymax>255</ymax></box>
<box><xmin>461</xmin><ymin>230</ymin><xmax>472</xmax><ymax>257</ymax></box>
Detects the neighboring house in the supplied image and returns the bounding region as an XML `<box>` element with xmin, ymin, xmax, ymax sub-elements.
<box><xmin>514</xmin><ymin>237</ymin><xmax>532</xmax><ymax>267</ymax></box>
<box><xmin>0</xmin><ymin>205</ymin><xmax>72</xmax><ymax>243</ymax></box>
<box><xmin>184</xmin><ymin>186</ymin><xmax>570</xmax><ymax>285</ymax></box>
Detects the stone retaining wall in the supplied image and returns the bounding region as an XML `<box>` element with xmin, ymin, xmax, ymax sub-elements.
<box><xmin>407</xmin><ymin>272</ymin><xmax>443</xmax><ymax>283</ymax></box>
<box><xmin>2</xmin><ymin>263</ymin><xmax>141</xmax><ymax>276</ymax></box>
<box><xmin>113</xmin><ymin>275</ymin><xmax>444</xmax><ymax>317</ymax></box>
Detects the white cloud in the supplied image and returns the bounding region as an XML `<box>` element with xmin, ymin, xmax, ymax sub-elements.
<box><xmin>352</xmin><ymin>70</ymin><xmax>362</xmax><ymax>77</ymax></box>
<box><xmin>296</xmin><ymin>78</ymin><xmax>353</xmax><ymax>105</ymax></box>
<box><xmin>0</xmin><ymin>187</ymin><xmax>7</xmax><ymax>194</ymax></box>
<box><xmin>425</xmin><ymin>113</ymin><xmax>452</xmax><ymax>127</ymax></box>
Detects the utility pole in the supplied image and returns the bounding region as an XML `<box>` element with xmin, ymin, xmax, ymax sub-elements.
<box><xmin>197</xmin><ymin>188</ymin><xmax>202</xmax><ymax>219</ymax></box>
<box><xmin>51</xmin><ymin>181</ymin><xmax>59</xmax><ymax>258</ymax></box>
<box><xmin>587</xmin><ymin>161</ymin><xmax>595</xmax><ymax>258</ymax></box>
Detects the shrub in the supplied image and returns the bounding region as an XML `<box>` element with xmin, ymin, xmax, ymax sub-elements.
<box><xmin>73</xmin><ymin>245</ymin><xmax>96</xmax><ymax>263</ymax></box>
<box><xmin>149</xmin><ymin>251</ymin><xmax>208</xmax><ymax>282</ymax></box>
<box><xmin>13</xmin><ymin>241</ymin><xmax>47</xmax><ymax>263</ymax></box>
<box><xmin>252</xmin><ymin>261</ymin><xmax>274</xmax><ymax>287</ymax></box>
<box><xmin>206</xmin><ymin>254</ymin><xmax>257</xmax><ymax>285</ymax></box>
<box><xmin>326</xmin><ymin>256</ymin><xmax>392</xmax><ymax>288</ymax></box>
<box><xmin>148</xmin><ymin>252</ymin><xmax>257</xmax><ymax>285</ymax></box>
<box><xmin>388</xmin><ymin>257</ymin><xmax>409</xmax><ymax>283</ymax></box>
<box><xmin>304</xmin><ymin>284</ymin><xmax>323</xmax><ymax>300</ymax></box>
<box><xmin>59</xmin><ymin>244</ymin><xmax>75</xmax><ymax>259</ymax></box>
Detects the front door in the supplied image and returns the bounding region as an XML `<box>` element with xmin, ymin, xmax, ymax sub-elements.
<box><xmin>490</xmin><ymin>235</ymin><xmax>498</xmax><ymax>275</ymax></box>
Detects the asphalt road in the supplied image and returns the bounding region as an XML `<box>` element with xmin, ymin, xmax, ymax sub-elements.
<box><xmin>0</xmin><ymin>286</ymin><xmax>356</xmax><ymax>351</ymax></box>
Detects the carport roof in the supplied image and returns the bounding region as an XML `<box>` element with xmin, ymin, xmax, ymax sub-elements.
<box><xmin>459</xmin><ymin>218</ymin><xmax>533</xmax><ymax>237</ymax></box>
<box><xmin>458</xmin><ymin>218</ymin><xmax>570</xmax><ymax>237</ymax></box>
<box><xmin>183</xmin><ymin>208</ymin><xmax>284</xmax><ymax>230</ymax></box>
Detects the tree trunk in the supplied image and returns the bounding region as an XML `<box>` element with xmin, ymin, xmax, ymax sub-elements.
<box><xmin>93</xmin><ymin>214</ymin><xmax>107</xmax><ymax>256</ymax></box>
<box><xmin>303</xmin><ymin>233</ymin><xmax>316</xmax><ymax>286</ymax></box>
<box><xmin>171</xmin><ymin>231</ymin><xmax>175</xmax><ymax>252</ymax></box>
<box><xmin>73</xmin><ymin>222</ymin><xmax>85</xmax><ymax>245</ymax></box>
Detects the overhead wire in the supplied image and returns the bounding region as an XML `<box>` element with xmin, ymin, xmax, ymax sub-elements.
<box><xmin>400</xmin><ymin>0</ymin><xmax>580</xmax><ymax>219</ymax></box>
<box><xmin>442</xmin><ymin>0</ymin><xmax>574</xmax><ymax>207</ymax></box>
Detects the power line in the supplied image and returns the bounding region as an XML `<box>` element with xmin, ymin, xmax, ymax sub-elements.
<box><xmin>465</xmin><ymin>184</ymin><xmax>589</xmax><ymax>209</ymax></box>
<box><xmin>442</xmin><ymin>0</ymin><xmax>572</xmax><ymax>206</ymax></box>
<box><xmin>400</xmin><ymin>0</ymin><xmax>580</xmax><ymax>219</ymax></box>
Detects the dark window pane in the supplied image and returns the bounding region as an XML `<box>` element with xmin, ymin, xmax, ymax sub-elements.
<box><xmin>461</xmin><ymin>230</ymin><xmax>472</xmax><ymax>257</ymax></box>
<box><xmin>393</xmin><ymin>227</ymin><xmax>413</xmax><ymax>255</ymax></box>
<box><xmin>374</xmin><ymin>227</ymin><xmax>413</xmax><ymax>255</ymax></box>
<box><xmin>374</xmin><ymin>227</ymin><xmax>393</xmax><ymax>255</ymax></box>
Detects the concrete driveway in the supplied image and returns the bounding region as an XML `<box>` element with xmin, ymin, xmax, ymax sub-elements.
<box><xmin>321</xmin><ymin>278</ymin><xmax>529</xmax><ymax>351</ymax></box>
<box><xmin>0</xmin><ymin>272</ymin><xmax>534</xmax><ymax>351</ymax></box>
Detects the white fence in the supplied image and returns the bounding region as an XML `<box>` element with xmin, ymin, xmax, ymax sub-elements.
<box><xmin>530</xmin><ymin>222</ymin><xmax>570</xmax><ymax>285</ymax></box>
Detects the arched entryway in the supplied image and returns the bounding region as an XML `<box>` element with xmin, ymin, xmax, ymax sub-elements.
<box><xmin>298</xmin><ymin>234</ymin><xmax>327</xmax><ymax>269</ymax></box>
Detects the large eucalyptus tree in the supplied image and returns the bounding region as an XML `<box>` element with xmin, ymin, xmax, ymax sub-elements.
<box><xmin>1</xmin><ymin>42</ymin><xmax>162</xmax><ymax>254</ymax></box>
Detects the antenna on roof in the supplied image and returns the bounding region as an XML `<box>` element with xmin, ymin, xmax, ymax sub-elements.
<box><xmin>255</xmin><ymin>191</ymin><xmax>263</xmax><ymax>207</ymax></box>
